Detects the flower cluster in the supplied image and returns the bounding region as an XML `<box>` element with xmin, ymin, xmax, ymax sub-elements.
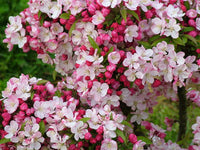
<box><xmin>1</xmin><ymin>0</ymin><xmax>200</xmax><ymax>149</ymax></box>
<box><xmin>0</xmin><ymin>74</ymin><xmax>138</xmax><ymax>150</ymax></box>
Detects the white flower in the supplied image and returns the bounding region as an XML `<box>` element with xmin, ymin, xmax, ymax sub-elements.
<box><xmin>92</xmin><ymin>11</ymin><xmax>105</xmax><ymax>25</ymax></box>
<box><xmin>4</xmin><ymin>120</ymin><xmax>19</xmax><ymax>139</ymax></box>
<box><xmin>101</xmin><ymin>0</ymin><xmax>122</xmax><ymax>8</ymax></box>
<box><xmin>4</xmin><ymin>95</ymin><xmax>19</xmax><ymax>114</ymax></box>
<box><xmin>71</xmin><ymin>121</ymin><xmax>88</xmax><ymax>141</ymax></box>
<box><xmin>124</xmin><ymin>25</ymin><xmax>138</xmax><ymax>42</ymax></box>
<box><xmin>108</xmin><ymin>51</ymin><xmax>121</xmax><ymax>64</ymax></box>
<box><xmin>101</xmin><ymin>139</ymin><xmax>117</xmax><ymax>150</ymax></box>
<box><xmin>164</xmin><ymin>19</ymin><xmax>181</xmax><ymax>39</ymax></box>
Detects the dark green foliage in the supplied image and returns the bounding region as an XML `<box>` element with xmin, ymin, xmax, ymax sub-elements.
<box><xmin>0</xmin><ymin>0</ymin><xmax>54</xmax><ymax>94</ymax></box>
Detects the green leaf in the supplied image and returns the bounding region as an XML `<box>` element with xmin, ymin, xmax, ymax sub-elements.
<box><xmin>68</xmin><ymin>21</ymin><xmax>77</xmax><ymax>37</ymax></box>
<box><xmin>137</xmin><ymin>41</ymin><xmax>152</xmax><ymax>49</ymax></box>
<box><xmin>39</xmin><ymin>14</ymin><xmax>45</xmax><ymax>26</ymax></box>
<box><xmin>39</xmin><ymin>120</ymin><xmax>46</xmax><ymax>135</ymax></box>
<box><xmin>0</xmin><ymin>138</ymin><xmax>10</xmax><ymax>144</ymax></box>
<box><xmin>20</xmin><ymin>122</ymin><xmax>26</xmax><ymax>131</ymax></box>
<box><xmin>183</xmin><ymin>34</ymin><xmax>198</xmax><ymax>45</ymax></box>
<box><xmin>38</xmin><ymin>11</ymin><xmax>42</xmax><ymax>18</ymax></box>
<box><xmin>137</xmin><ymin>136</ymin><xmax>152</xmax><ymax>144</ymax></box>
<box><xmin>121</xmin><ymin>120</ymin><xmax>133</xmax><ymax>129</ymax></box>
<box><xmin>127</xmin><ymin>10</ymin><xmax>140</xmax><ymax>21</ymax></box>
<box><xmin>60</xmin><ymin>13</ymin><xmax>70</xmax><ymax>19</ymax></box>
<box><xmin>149</xmin><ymin>35</ymin><xmax>160</xmax><ymax>43</ymax></box>
<box><xmin>88</xmin><ymin>35</ymin><xmax>101</xmax><ymax>54</ymax></box>
<box><xmin>182</xmin><ymin>36</ymin><xmax>188</xmax><ymax>44</ymax></box>
<box><xmin>53</xmin><ymin>70</ymin><xmax>57</xmax><ymax>81</ymax></box>
<box><xmin>116</xmin><ymin>129</ymin><xmax>127</xmax><ymax>144</ymax></box>
<box><xmin>37</xmin><ymin>79</ymin><xmax>48</xmax><ymax>85</ymax></box>
<box><xmin>31</xmin><ymin>91</ymin><xmax>34</xmax><ymax>100</ymax></box>
<box><xmin>78</xmin><ymin>117</ymin><xmax>90</xmax><ymax>123</ymax></box>
<box><xmin>55</xmin><ymin>90</ymin><xmax>62</xmax><ymax>97</ymax></box>
<box><xmin>120</xmin><ymin>8</ymin><xmax>127</xmax><ymax>22</ymax></box>
<box><xmin>182</xmin><ymin>27</ymin><xmax>195</xmax><ymax>33</ymax></box>
<box><xmin>173</xmin><ymin>37</ymin><xmax>185</xmax><ymax>46</ymax></box>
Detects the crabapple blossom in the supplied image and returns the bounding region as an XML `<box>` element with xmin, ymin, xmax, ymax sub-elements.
<box><xmin>124</xmin><ymin>25</ymin><xmax>139</xmax><ymax>42</ymax></box>
<box><xmin>164</xmin><ymin>18</ymin><xmax>181</xmax><ymax>38</ymax></box>
<box><xmin>108</xmin><ymin>51</ymin><xmax>121</xmax><ymax>64</ymax></box>
<box><xmin>4</xmin><ymin>121</ymin><xmax>19</xmax><ymax>139</ymax></box>
<box><xmin>4</xmin><ymin>95</ymin><xmax>19</xmax><ymax>114</ymax></box>
<box><xmin>92</xmin><ymin>11</ymin><xmax>105</xmax><ymax>25</ymax></box>
<box><xmin>71</xmin><ymin>121</ymin><xmax>88</xmax><ymax>141</ymax></box>
<box><xmin>101</xmin><ymin>0</ymin><xmax>122</xmax><ymax>8</ymax></box>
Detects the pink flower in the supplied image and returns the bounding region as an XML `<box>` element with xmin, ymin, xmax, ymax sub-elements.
<box><xmin>101</xmin><ymin>0</ymin><xmax>122</xmax><ymax>8</ymax></box>
<box><xmin>151</xmin><ymin>17</ymin><xmax>165</xmax><ymax>35</ymax></box>
<box><xmin>124</xmin><ymin>25</ymin><xmax>139</xmax><ymax>42</ymax></box>
<box><xmin>4</xmin><ymin>95</ymin><xmax>19</xmax><ymax>114</ymax></box>
<box><xmin>164</xmin><ymin>19</ymin><xmax>181</xmax><ymax>39</ymax></box>
<box><xmin>108</xmin><ymin>51</ymin><xmax>121</xmax><ymax>64</ymax></box>
<box><xmin>71</xmin><ymin>121</ymin><xmax>88</xmax><ymax>141</ymax></box>
<box><xmin>101</xmin><ymin>139</ymin><xmax>117</xmax><ymax>150</ymax></box>
<box><xmin>4</xmin><ymin>120</ymin><xmax>19</xmax><ymax>139</ymax></box>
<box><xmin>92</xmin><ymin>11</ymin><xmax>105</xmax><ymax>25</ymax></box>
<box><xmin>186</xmin><ymin>9</ymin><xmax>197</xmax><ymax>19</ymax></box>
<box><xmin>132</xmin><ymin>140</ymin><xmax>146</xmax><ymax>150</ymax></box>
<box><xmin>10</xmin><ymin>29</ymin><xmax>27</xmax><ymax>48</ymax></box>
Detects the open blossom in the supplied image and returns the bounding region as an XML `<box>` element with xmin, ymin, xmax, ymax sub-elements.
<box><xmin>4</xmin><ymin>95</ymin><xmax>19</xmax><ymax>114</ymax></box>
<box><xmin>92</xmin><ymin>11</ymin><xmax>105</xmax><ymax>25</ymax></box>
<box><xmin>90</xmin><ymin>81</ymin><xmax>109</xmax><ymax>102</ymax></box>
<box><xmin>125</xmin><ymin>0</ymin><xmax>140</xmax><ymax>10</ymax></box>
<box><xmin>10</xmin><ymin>29</ymin><xmax>27</xmax><ymax>48</ymax></box>
<box><xmin>101</xmin><ymin>0</ymin><xmax>122</xmax><ymax>8</ymax></box>
<box><xmin>5</xmin><ymin>16</ymin><xmax>22</xmax><ymax>38</ymax></box>
<box><xmin>151</xmin><ymin>17</ymin><xmax>165</xmax><ymax>35</ymax></box>
<box><xmin>4</xmin><ymin>120</ymin><xmax>19</xmax><ymax>139</ymax></box>
<box><xmin>101</xmin><ymin>139</ymin><xmax>117</xmax><ymax>150</ymax></box>
<box><xmin>164</xmin><ymin>19</ymin><xmax>181</xmax><ymax>39</ymax></box>
<box><xmin>71</xmin><ymin>121</ymin><xmax>88</xmax><ymax>141</ymax></box>
<box><xmin>108</xmin><ymin>51</ymin><xmax>121</xmax><ymax>64</ymax></box>
<box><xmin>124</xmin><ymin>25</ymin><xmax>139</xmax><ymax>42</ymax></box>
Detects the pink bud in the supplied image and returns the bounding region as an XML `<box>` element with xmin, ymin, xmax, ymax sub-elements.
<box><xmin>90</xmin><ymin>138</ymin><xmax>97</xmax><ymax>144</ymax></box>
<box><xmin>20</xmin><ymin>103</ymin><xmax>28</xmax><ymax>111</ymax></box>
<box><xmin>2</xmin><ymin>112</ymin><xmax>11</xmax><ymax>122</ymax></box>
<box><xmin>118</xmin><ymin>136</ymin><xmax>124</xmax><ymax>143</ymax></box>
<box><xmin>85</xmin><ymin>132</ymin><xmax>92</xmax><ymax>140</ymax></box>
<box><xmin>152</xmin><ymin>79</ymin><xmax>161</xmax><ymax>87</ymax></box>
<box><xmin>188</xmin><ymin>30</ymin><xmax>197</xmax><ymax>37</ymax></box>
<box><xmin>106</xmin><ymin>64</ymin><xmax>116</xmax><ymax>72</ymax></box>
<box><xmin>60</xmin><ymin>18</ymin><xmax>67</xmax><ymax>25</ymax></box>
<box><xmin>36</xmin><ymin>118</ymin><xmax>41</xmax><ymax>123</ymax></box>
<box><xmin>145</xmin><ymin>10</ymin><xmax>153</xmax><ymax>19</ymax></box>
<box><xmin>105</xmin><ymin>71</ymin><xmax>112</xmax><ymax>79</ymax></box>
<box><xmin>43</xmin><ymin>21</ymin><xmax>51</xmax><ymax>28</ymax></box>
<box><xmin>102</xmin><ymin>8</ymin><xmax>110</xmax><ymax>16</ymax></box>
<box><xmin>197</xmin><ymin>59</ymin><xmax>200</xmax><ymax>66</ymax></box>
<box><xmin>97</xmin><ymin>126</ymin><xmax>103</xmax><ymax>134</ymax></box>
<box><xmin>129</xmin><ymin>134</ymin><xmax>137</xmax><ymax>144</ymax></box>
<box><xmin>88</xmin><ymin>4</ymin><xmax>96</xmax><ymax>14</ymax></box>
<box><xmin>95</xmin><ymin>134</ymin><xmax>103</xmax><ymax>141</ymax></box>
<box><xmin>26</xmin><ymin>26</ymin><xmax>32</xmax><ymax>32</ymax></box>
<box><xmin>2</xmin><ymin>121</ymin><xmax>8</xmax><ymax>127</ymax></box>
<box><xmin>188</xmin><ymin>19</ymin><xmax>196</xmax><ymax>27</ymax></box>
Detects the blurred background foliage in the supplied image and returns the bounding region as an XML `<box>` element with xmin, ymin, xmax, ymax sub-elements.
<box><xmin>0</xmin><ymin>0</ymin><xmax>54</xmax><ymax>92</ymax></box>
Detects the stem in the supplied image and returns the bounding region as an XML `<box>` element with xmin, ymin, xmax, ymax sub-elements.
<box><xmin>177</xmin><ymin>86</ymin><xmax>187</xmax><ymax>142</ymax></box>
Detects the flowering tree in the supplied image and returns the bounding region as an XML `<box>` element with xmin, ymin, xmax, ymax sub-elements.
<box><xmin>1</xmin><ymin>0</ymin><xmax>200</xmax><ymax>149</ymax></box>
